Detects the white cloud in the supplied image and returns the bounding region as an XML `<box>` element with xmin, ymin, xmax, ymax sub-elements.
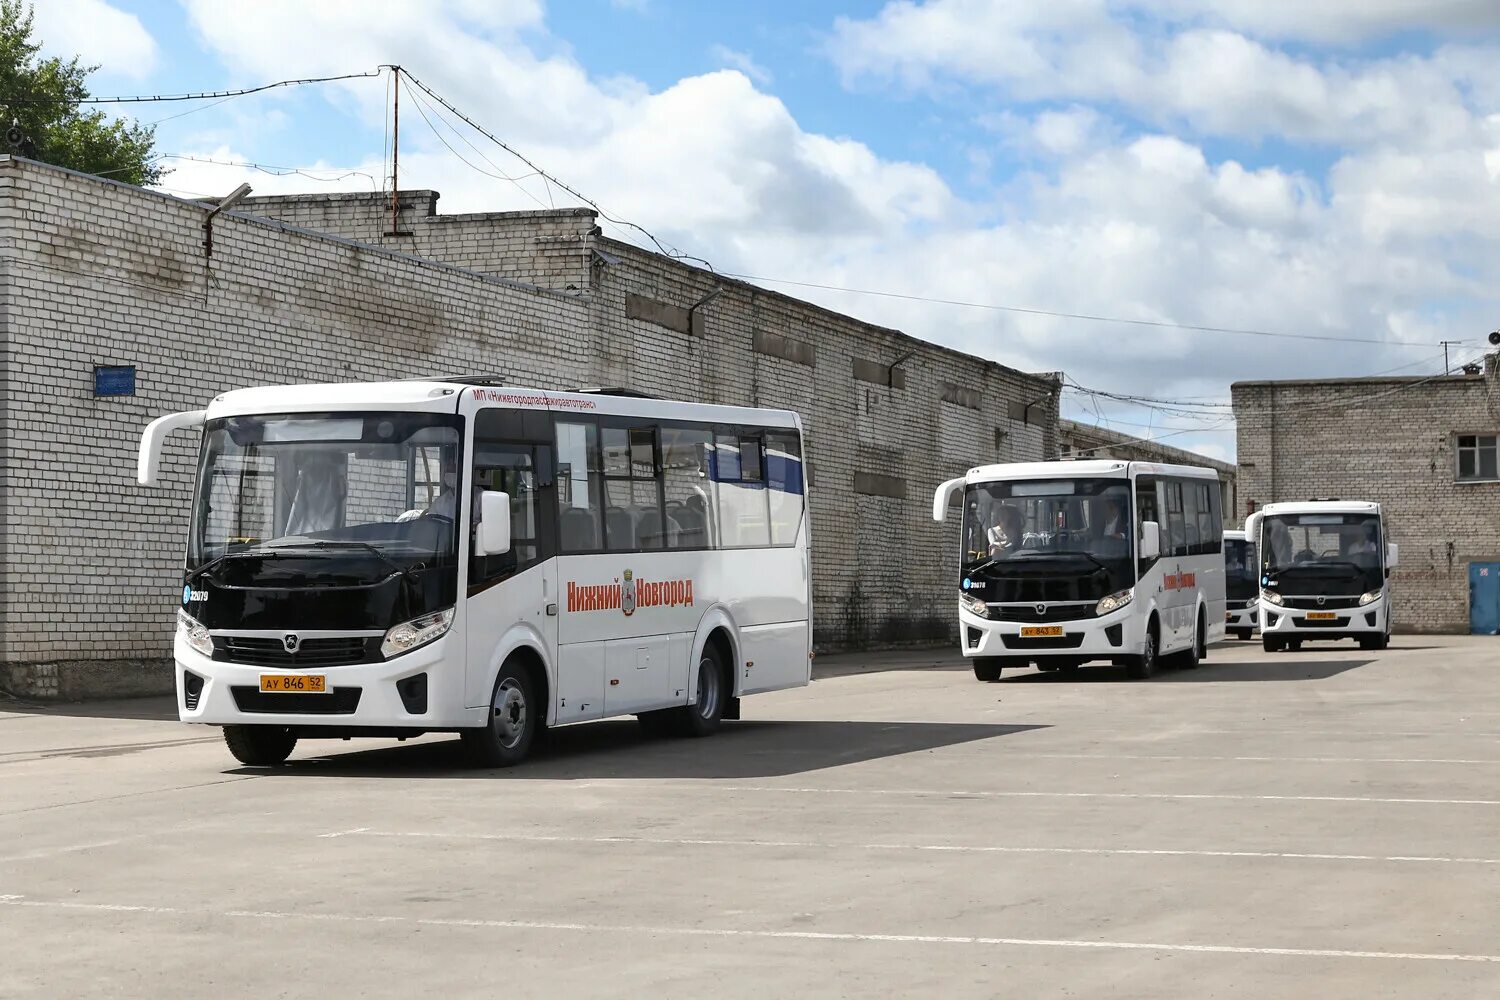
<box><xmin>709</xmin><ymin>44</ymin><xmax>773</xmax><ymax>86</ymax></box>
<box><xmin>1148</xmin><ymin>0</ymin><xmax>1500</xmax><ymax>45</ymax></box>
<box><xmin>830</xmin><ymin>0</ymin><xmax>1498</xmax><ymax>146</ymax></box>
<box><xmin>168</xmin><ymin>0</ymin><xmax>1500</xmax><ymax>463</ymax></box>
<box><xmin>32</xmin><ymin>0</ymin><xmax>157</xmax><ymax>80</ymax></box>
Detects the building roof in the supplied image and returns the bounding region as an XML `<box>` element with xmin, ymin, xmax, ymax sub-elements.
<box><xmin>1058</xmin><ymin>418</ymin><xmax>1235</xmax><ymax>474</ymax></box>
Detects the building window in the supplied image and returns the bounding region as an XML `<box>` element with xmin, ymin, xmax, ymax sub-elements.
<box><xmin>1457</xmin><ymin>434</ymin><xmax>1499</xmax><ymax>482</ymax></box>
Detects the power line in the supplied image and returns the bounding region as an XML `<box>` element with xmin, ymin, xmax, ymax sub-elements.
<box><xmin>723</xmin><ymin>273</ymin><xmax>1465</xmax><ymax>350</ymax></box>
<box><xmin>157</xmin><ymin>153</ymin><xmax>379</xmax><ymax>189</ymax></box>
<box><xmin>397</xmin><ymin>68</ymin><xmax>714</xmax><ymax>272</ymax></box>
<box><xmin>2</xmin><ymin>69</ymin><xmax>387</xmax><ymax>106</ymax></box>
<box><xmin>396</xmin><ymin>77</ymin><xmax>550</xmax><ymax>210</ymax></box>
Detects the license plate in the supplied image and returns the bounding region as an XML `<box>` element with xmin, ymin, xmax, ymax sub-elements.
<box><xmin>259</xmin><ymin>674</ymin><xmax>327</xmax><ymax>694</ymax></box>
<box><xmin>1020</xmin><ymin>625</ymin><xmax>1064</xmax><ymax>638</ymax></box>
<box><xmin>1306</xmin><ymin>611</ymin><xmax>1337</xmax><ymax>621</ymax></box>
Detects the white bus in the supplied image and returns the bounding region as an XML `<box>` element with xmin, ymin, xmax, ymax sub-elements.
<box><xmin>933</xmin><ymin>460</ymin><xmax>1226</xmax><ymax>680</ymax></box>
<box><xmin>1223</xmin><ymin>529</ymin><xmax>1259</xmax><ymax>640</ymax></box>
<box><xmin>137</xmin><ymin>380</ymin><xmax>811</xmax><ymax>767</ymax></box>
<box><xmin>1243</xmin><ymin>500</ymin><xmax>1395</xmax><ymax>652</ymax></box>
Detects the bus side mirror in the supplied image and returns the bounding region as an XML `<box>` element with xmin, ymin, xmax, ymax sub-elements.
<box><xmin>1386</xmin><ymin>542</ymin><xmax>1398</xmax><ymax>569</ymax></box>
<box><xmin>932</xmin><ymin>476</ymin><xmax>965</xmax><ymax>523</ymax></box>
<box><xmin>475</xmin><ymin>491</ymin><xmax>512</xmax><ymax>556</ymax></box>
<box><xmin>1243</xmin><ymin>511</ymin><xmax>1262</xmax><ymax>546</ymax></box>
<box><xmin>137</xmin><ymin>409</ymin><xmax>207</xmax><ymax>486</ymax></box>
<box><xmin>1140</xmin><ymin>521</ymin><xmax>1161</xmax><ymax>561</ymax></box>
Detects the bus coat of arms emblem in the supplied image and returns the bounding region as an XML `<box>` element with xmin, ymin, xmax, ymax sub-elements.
<box><xmin>621</xmin><ymin>569</ymin><xmax>637</xmax><ymax>616</ymax></box>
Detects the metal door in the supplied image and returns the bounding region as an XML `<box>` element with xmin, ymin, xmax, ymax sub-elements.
<box><xmin>1470</xmin><ymin>563</ymin><xmax>1500</xmax><ymax>635</ymax></box>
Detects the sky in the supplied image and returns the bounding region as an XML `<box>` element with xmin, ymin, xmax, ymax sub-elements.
<box><xmin>30</xmin><ymin>0</ymin><xmax>1500</xmax><ymax>462</ymax></box>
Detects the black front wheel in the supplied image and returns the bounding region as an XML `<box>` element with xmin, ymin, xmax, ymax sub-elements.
<box><xmin>973</xmin><ymin>659</ymin><xmax>1004</xmax><ymax>682</ymax></box>
<box><xmin>461</xmin><ymin>662</ymin><xmax>538</xmax><ymax>768</ymax></box>
<box><xmin>223</xmin><ymin>725</ymin><xmax>297</xmax><ymax>767</ymax></box>
<box><xmin>1125</xmin><ymin>628</ymin><xmax>1157</xmax><ymax>680</ymax></box>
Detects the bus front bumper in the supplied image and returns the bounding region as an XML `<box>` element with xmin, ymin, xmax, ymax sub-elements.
<box><xmin>1226</xmin><ymin>603</ymin><xmax>1258</xmax><ymax>632</ymax></box>
<box><xmin>173</xmin><ymin>635</ymin><xmax>482</xmax><ymax>730</ymax></box>
<box><xmin>958</xmin><ymin>606</ymin><xmax>1143</xmax><ymax>663</ymax></box>
<box><xmin>1257</xmin><ymin>598</ymin><xmax>1388</xmax><ymax>639</ymax></box>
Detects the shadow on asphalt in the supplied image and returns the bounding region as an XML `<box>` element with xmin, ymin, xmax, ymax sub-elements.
<box><xmin>998</xmin><ymin>657</ymin><xmax>1373</xmax><ymax>683</ymax></box>
<box><xmin>239</xmin><ymin>719</ymin><xmax>1048</xmax><ymax>780</ymax></box>
<box><xmin>0</xmin><ymin>696</ymin><xmax>177</xmax><ymax>722</ymax></box>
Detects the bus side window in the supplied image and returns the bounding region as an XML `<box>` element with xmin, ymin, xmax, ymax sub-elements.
<box><xmin>1136</xmin><ymin>475</ymin><xmax>1160</xmax><ymax>574</ymax></box>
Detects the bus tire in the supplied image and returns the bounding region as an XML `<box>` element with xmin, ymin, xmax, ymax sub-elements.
<box><xmin>673</xmin><ymin>642</ymin><xmax>728</xmax><ymax>737</ymax></box>
<box><xmin>973</xmin><ymin>659</ymin><xmax>1004</xmax><ymax>682</ymax></box>
<box><xmin>1190</xmin><ymin>609</ymin><xmax>1207</xmax><ymax>666</ymax></box>
<box><xmin>461</xmin><ymin>661</ymin><xmax>538</xmax><ymax>768</ymax></box>
<box><xmin>223</xmin><ymin>725</ymin><xmax>296</xmax><ymax>767</ymax></box>
<box><xmin>1262</xmin><ymin>636</ymin><xmax>1282</xmax><ymax>653</ymax></box>
<box><xmin>1287</xmin><ymin>639</ymin><xmax>1303</xmax><ymax>651</ymax></box>
<box><xmin>1233</xmin><ymin>629</ymin><xmax>1252</xmax><ymax>641</ymax></box>
<box><xmin>1125</xmin><ymin>621</ymin><xmax>1158</xmax><ymax>680</ymax></box>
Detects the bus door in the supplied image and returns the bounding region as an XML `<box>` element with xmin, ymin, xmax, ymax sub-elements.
<box><xmin>465</xmin><ymin>408</ymin><xmax>558</xmax><ymax>709</ymax></box>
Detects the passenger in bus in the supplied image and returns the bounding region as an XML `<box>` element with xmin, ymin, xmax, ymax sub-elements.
<box><xmin>987</xmin><ymin>505</ymin><xmax>1025</xmax><ymax>556</ymax></box>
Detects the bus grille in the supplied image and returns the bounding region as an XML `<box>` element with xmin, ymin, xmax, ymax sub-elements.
<box><xmin>230</xmin><ymin>687</ymin><xmax>363</xmax><ymax>714</ymax></box>
<box><xmin>1293</xmin><ymin>617</ymin><xmax>1350</xmax><ymax>628</ymax></box>
<box><xmin>992</xmin><ymin>603</ymin><xmax>1098</xmax><ymax>623</ymax></box>
<box><xmin>216</xmin><ymin>636</ymin><xmax>372</xmax><ymax>668</ymax></box>
<box><xmin>1283</xmin><ymin>596</ymin><xmax>1361</xmax><ymax>610</ymax></box>
<box><xmin>1001</xmin><ymin>633</ymin><xmax>1085</xmax><ymax>650</ymax></box>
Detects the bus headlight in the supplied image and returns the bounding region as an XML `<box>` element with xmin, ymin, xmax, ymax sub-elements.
<box><xmin>1095</xmin><ymin>589</ymin><xmax>1134</xmax><ymax>616</ymax></box>
<box><xmin>1358</xmin><ymin>590</ymin><xmax>1382</xmax><ymax>606</ymax></box>
<box><xmin>1245</xmin><ymin>598</ymin><xmax>1258</xmax><ymax>609</ymax></box>
<box><xmin>177</xmin><ymin>609</ymin><xmax>213</xmax><ymax>657</ymax></box>
<box><xmin>960</xmin><ymin>593</ymin><xmax>990</xmax><ymax>618</ymax></box>
<box><xmin>381</xmin><ymin>608</ymin><xmax>455</xmax><ymax>659</ymax></box>
<box><xmin>1260</xmin><ymin>589</ymin><xmax>1284</xmax><ymax>606</ymax></box>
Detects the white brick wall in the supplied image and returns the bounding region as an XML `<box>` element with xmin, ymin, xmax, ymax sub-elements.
<box><xmin>0</xmin><ymin>159</ymin><xmax>1060</xmax><ymax>692</ymax></box>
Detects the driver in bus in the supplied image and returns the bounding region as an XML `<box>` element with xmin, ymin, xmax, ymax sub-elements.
<box><xmin>1099</xmin><ymin>497</ymin><xmax>1127</xmax><ymax>540</ymax></box>
<box><xmin>987</xmin><ymin>505</ymin><xmax>1024</xmax><ymax>556</ymax></box>
<box><xmin>398</xmin><ymin>453</ymin><xmax>460</xmax><ymax>522</ymax></box>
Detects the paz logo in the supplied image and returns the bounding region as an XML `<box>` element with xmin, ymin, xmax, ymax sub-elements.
<box><xmin>621</xmin><ymin>569</ymin><xmax>637</xmax><ymax>617</ymax></box>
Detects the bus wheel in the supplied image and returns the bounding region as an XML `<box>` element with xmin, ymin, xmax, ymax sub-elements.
<box><xmin>1233</xmin><ymin>629</ymin><xmax>1252</xmax><ymax>641</ymax></box>
<box><xmin>973</xmin><ymin>659</ymin><xmax>1004</xmax><ymax>682</ymax></box>
<box><xmin>223</xmin><ymin>725</ymin><xmax>296</xmax><ymax>767</ymax></box>
<box><xmin>461</xmin><ymin>662</ymin><xmax>537</xmax><ymax>768</ymax></box>
<box><xmin>674</xmin><ymin>643</ymin><xmax>728</xmax><ymax>737</ymax></box>
<box><xmin>1125</xmin><ymin>626</ymin><xmax>1157</xmax><ymax>680</ymax></box>
<box><xmin>1262</xmin><ymin>636</ymin><xmax>1282</xmax><ymax>653</ymax></box>
<box><xmin>1287</xmin><ymin>639</ymin><xmax>1303</xmax><ymax>651</ymax></box>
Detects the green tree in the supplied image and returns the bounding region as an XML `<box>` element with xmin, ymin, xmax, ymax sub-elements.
<box><xmin>0</xmin><ymin>0</ymin><xmax>162</xmax><ymax>185</ymax></box>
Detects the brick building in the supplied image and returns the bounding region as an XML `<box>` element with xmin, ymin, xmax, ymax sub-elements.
<box><xmin>1232</xmin><ymin>357</ymin><xmax>1500</xmax><ymax>633</ymax></box>
<box><xmin>1057</xmin><ymin>419</ymin><xmax>1239</xmax><ymax>526</ymax></box>
<box><xmin>0</xmin><ymin>157</ymin><xmax>1059</xmax><ymax>697</ymax></box>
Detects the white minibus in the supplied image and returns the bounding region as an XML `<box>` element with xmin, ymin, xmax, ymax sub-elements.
<box><xmin>138</xmin><ymin>380</ymin><xmax>811</xmax><ymax>767</ymax></box>
<box><xmin>933</xmin><ymin>460</ymin><xmax>1226</xmax><ymax>680</ymax></box>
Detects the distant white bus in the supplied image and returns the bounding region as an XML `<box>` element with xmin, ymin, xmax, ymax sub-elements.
<box><xmin>1223</xmin><ymin>529</ymin><xmax>1259</xmax><ymax>640</ymax></box>
<box><xmin>934</xmin><ymin>460</ymin><xmax>1226</xmax><ymax>680</ymax></box>
<box><xmin>138</xmin><ymin>380</ymin><xmax>811</xmax><ymax>767</ymax></box>
<box><xmin>1243</xmin><ymin>500</ymin><xmax>1395</xmax><ymax>652</ymax></box>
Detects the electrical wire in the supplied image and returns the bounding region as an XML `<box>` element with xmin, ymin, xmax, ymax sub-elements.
<box><xmin>157</xmin><ymin>154</ymin><xmax>380</xmax><ymax>189</ymax></box>
<box><xmin>396</xmin><ymin>77</ymin><xmax>550</xmax><ymax>210</ymax></box>
<box><xmin>722</xmin><ymin>272</ymin><xmax>1467</xmax><ymax>350</ymax></box>
<box><xmin>4</xmin><ymin>69</ymin><xmax>388</xmax><ymax>106</ymax></box>
<box><xmin>398</xmin><ymin>68</ymin><xmax>715</xmax><ymax>271</ymax></box>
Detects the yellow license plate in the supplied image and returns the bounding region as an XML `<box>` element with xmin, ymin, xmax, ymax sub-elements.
<box><xmin>1306</xmin><ymin>611</ymin><xmax>1337</xmax><ymax>621</ymax></box>
<box><xmin>259</xmin><ymin>674</ymin><xmax>327</xmax><ymax>694</ymax></box>
<box><xmin>1020</xmin><ymin>625</ymin><xmax>1064</xmax><ymax>638</ymax></box>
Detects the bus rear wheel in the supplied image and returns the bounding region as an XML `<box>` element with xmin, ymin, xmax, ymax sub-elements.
<box><xmin>673</xmin><ymin>643</ymin><xmax>728</xmax><ymax>737</ymax></box>
<box><xmin>1263</xmin><ymin>636</ymin><xmax>1283</xmax><ymax>652</ymax></box>
<box><xmin>461</xmin><ymin>662</ymin><xmax>538</xmax><ymax>768</ymax></box>
<box><xmin>223</xmin><ymin>725</ymin><xmax>297</xmax><ymax>767</ymax></box>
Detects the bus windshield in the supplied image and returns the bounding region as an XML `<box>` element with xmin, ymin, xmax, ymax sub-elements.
<box><xmin>1261</xmin><ymin>513</ymin><xmax>1383</xmax><ymax>594</ymax></box>
<box><xmin>1225</xmin><ymin>537</ymin><xmax>1257</xmax><ymax>600</ymax></box>
<box><xmin>961</xmin><ymin>479</ymin><xmax>1134</xmax><ymax>600</ymax></box>
<box><xmin>189</xmin><ymin>412</ymin><xmax>463</xmax><ymax>581</ymax></box>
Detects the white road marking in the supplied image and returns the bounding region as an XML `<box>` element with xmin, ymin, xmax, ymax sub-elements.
<box><xmin>317</xmin><ymin>828</ymin><xmax>370</xmax><ymax>839</ymax></box>
<box><xmin>580</xmin><ymin>784</ymin><xmax>1500</xmax><ymax>807</ymax></box>
<box><xmin>947</xmin><ymin>752</ymin><xmax>1500</xmax><ymax>766</ymax></box>
<box><xmin>3</xmin><ymin>897</ymin><xmax>1496</xmax><ymax>964</ymax></box>
<box><xmin>331</xmin><ymin>829</ymin><xmax>1500</xmax><ymax>867</ymax></box>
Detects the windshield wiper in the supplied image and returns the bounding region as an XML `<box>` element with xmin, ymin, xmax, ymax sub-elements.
<box><xmin>188</xmin><ymin>547</ymin><xmax>290</xmax><ymax>583</ymax></box>
<box><xmin>284</xmin><ymin>540</ymin><xmax>424</xmax><ymax>586</ymax></box>
<box><xmin>1045</xmin><ymin>549</ymin><xmax>1112</xmax><ymax>575</ymax></box>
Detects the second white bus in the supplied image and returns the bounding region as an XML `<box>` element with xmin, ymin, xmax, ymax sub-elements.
<box><xmin>933</xmin><ymin>460</ymin><xmax>1226</xmax><ymax>680</ymax></box>
<box><xmin>138</xmin><ymin>380</ymin><xmax>812</xmax><ymax>767</ymax></box>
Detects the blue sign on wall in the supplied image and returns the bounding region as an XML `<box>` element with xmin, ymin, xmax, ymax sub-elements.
<box><xmin>94</xmin><ymin>365</ymin><xmax>136</xmax><ymax>397</ymax></box>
